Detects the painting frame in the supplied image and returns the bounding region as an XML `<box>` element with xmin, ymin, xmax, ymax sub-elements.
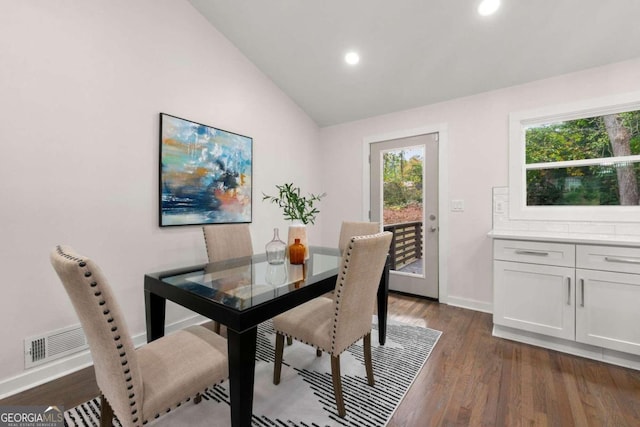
<box><xmin>159</xmin><ymin>113</ymin><xmax>253</xmax><ymax>227</ymax></box>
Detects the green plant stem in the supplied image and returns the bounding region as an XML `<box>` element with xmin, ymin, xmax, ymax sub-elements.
<box><xmin>262</xmin><ymin>182</ymin><xmax>326</xmax><ymax>224</ymax></box>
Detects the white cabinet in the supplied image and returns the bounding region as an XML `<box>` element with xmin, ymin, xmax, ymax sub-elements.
<box><xmin>494</xmin><ymin>240</ymin><xmax>576</xmax><ymax>339</ymax></box>
<box><xmin>494</xmin><ymin>261</ymin><xmax>575</xmax><ymax>340</ymax></box>
<box><xmin>493</xmin><ymin>238</ymin><xmax>640</xmax><ymax>366</ymax></box>
<box><xmin>575</xmin><ymin>244</ymin><xmax>640</xmax><ymax>356</ymax></box>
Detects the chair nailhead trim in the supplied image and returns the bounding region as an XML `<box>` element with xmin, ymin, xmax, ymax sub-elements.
<box><xmin>57</xmin><ymin>245</ymin><xmax>233</xmax><ymax>426</ymax></box>
<box><xmin>55</xmin><ymin>245</ymin><xmax>142</xmax><ymax>426</ymax></box>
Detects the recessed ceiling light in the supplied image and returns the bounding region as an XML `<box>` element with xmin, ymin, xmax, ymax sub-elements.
<box><xmin>478</xmin><ymin>0</ymin><xmax>500</xmax><ymax>16</ymax></box>
<box><xmin>345</xmin><ymin>51</ymin><xmax>360</xmax><ymax>65</ymax></box>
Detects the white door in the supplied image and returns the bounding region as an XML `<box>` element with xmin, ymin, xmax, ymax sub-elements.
<box><xmin>370</xmin><ymin>133</ymin><xmax>439</xmax><ymax>298</ymax></box>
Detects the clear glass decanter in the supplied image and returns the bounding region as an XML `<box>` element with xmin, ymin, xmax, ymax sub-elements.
<box><xmin>265</xmin><ymin>227</ymin><xmax>286</xmax><ymax>264</ymax></box>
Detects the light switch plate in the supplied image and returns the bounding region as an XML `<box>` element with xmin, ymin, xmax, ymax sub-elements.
<box><xmin>451</xmin><ymin>199</ymin><xmax>465</xmax><ymax>212</ymax></box>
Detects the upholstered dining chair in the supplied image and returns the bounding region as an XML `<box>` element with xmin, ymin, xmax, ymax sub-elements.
<box><xmin>202</xmin><ymin>224</ymin><xmax>253</xmax><ymax>333</ymax></box>
<box><xmin>203</xmin><ymin>223</ymin><xmax>253</xmax><ymax>263</ymax></box>
<box><xmin>335</xmin><ymin>221</ymin><xmax>382</xmax><ymax>307</ymax></box>
<box><xmin>50</xmin><ymin>245</ymin><xmax>229</xmax><ymax>427</ymax></box>
<box><xmin>338</xmin><ymin>221</ymin><xmax>380</xmax><ymax>253</ymax></box>
<box><xmin>272</xmin><ymin>232</ymin><xmax>393</xmax><ymax>418</ymax></box>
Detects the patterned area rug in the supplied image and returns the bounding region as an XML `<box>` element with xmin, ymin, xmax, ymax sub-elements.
<box><xmin>65</xmin><ymin>320</ymin><xmax>441</xmax><ymax>427</ymax></box>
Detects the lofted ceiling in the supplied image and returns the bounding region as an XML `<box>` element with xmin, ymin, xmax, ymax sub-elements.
<box><xmin>188</xmin><ymin>0</ymin><xmax>640</xmax><ymax>127</ymax></box>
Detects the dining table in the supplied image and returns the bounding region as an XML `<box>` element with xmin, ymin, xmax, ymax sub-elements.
<box><xmin>144</xmin><ymin>246</ymin><xmax>389</xmax><ymax>427</ymax></box>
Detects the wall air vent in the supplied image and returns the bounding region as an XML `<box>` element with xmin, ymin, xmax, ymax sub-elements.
<box><xmin>24</xmin><ymin>324</ymin><xmax>88</xmax><ymax>369</ymax></box>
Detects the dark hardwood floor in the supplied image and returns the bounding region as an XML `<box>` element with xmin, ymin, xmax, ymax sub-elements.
<box><xmin>386</xmin><ymin>294</ymin><xmax>640</xmax><ymax>427</ymax></box>
<box><xmin>2</xmin><ymin>293</ymin><xmax>639</xmax><ymax>426</ymax></box>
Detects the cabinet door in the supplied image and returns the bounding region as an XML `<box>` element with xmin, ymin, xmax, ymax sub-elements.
<box><xmin>494</xmin><ymin>261</ymin><xmax>575</xmax><ymax>340</ymax></box>
<box><xmin>576</xmin><ymin>269</ymin><xmax>640</xmax><ymax>356</ymax></box>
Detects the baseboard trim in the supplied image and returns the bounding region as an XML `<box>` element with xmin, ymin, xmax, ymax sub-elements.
<box><xmin>446</xmin><ymin>296</ymin><xmax>493</xmax><ymax>314</ymax></box>
<box><xmin>0</xmin><ymin>314</ymin><xmax>209</xmax><ymax>400</ymax></box>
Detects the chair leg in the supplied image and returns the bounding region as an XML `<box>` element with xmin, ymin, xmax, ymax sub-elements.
<box><xmin>363</xmin><ymin>333</ymin><xmax>375</xmax><ymax>386</ymax></box>
<box><xmin>194</xmin><ymin>392</ymin><xmax>202</xmax><ymax>404</ymax></box>
<box><xmin>330</xmin><ymin>355</ymin><xmax>346</xmax><ymax>418</ymax></box>
<box><xmin>273</xmin><ymin>333</ymin><xmax>285</xmax><ymax>385</ymax></box>
<box><xmin>99</xmin><ymin>393</ymin><xmax>113</xmax><ymax>427</ymax></box>
<box><xmin>214</xmin><ymin>321</ymin><xmax>221</xmax><ymax>335</ymax></box>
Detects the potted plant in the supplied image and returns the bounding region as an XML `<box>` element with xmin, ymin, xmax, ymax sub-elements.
<box><xmin>263</xmin><ymin>183</ymin><xmax>326</xmax><ymax>259</ymax></box>
<box><xmin>262</xmin><ymin>182</ymin><xmax>326</xmax><ymax>224</ymax></box>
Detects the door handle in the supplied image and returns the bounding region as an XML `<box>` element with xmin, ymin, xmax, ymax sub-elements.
<box><xmin>566</xmin><ymin>277</ymin><xmax>571</xmax><ymax>305</ymax></box>
<box><xmin>580</xmin><ymin>278</ymin><xmax>585</xmax><ymax>307</ymax></box>
<box><xmin>604</xmin><ymin>256</ymin><xmax>640</xmax><ymax>265</ymax></box>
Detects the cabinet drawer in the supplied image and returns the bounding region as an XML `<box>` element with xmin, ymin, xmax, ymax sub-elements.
<box><xmin>494</xmin><ymin>239</ymin><xmax>575</xmax><ymax>267</ymax></box>
<box><xmin>577</xmin><ymin>245</ymin><xmax>640</xmax><ymax>275</ymax></box>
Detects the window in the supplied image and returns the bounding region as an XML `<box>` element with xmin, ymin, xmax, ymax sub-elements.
<box><xmin>509</xmin><ymin>91</ymin><xmax>640</xmax><ymax>222</ymax></box>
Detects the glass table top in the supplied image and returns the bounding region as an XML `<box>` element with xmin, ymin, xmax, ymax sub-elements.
<box><xmin>159</xmin><ymin>248</ymin><xmax>341</xmax><ymax>311</ymax></box>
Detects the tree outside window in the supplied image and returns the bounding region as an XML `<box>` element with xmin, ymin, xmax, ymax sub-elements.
<box><xmin>525</xmin><ymin>110</ymin><xmax>640</xmax><ymax>206</ymax></box>
<box><xmin>382</xmin><ymin>148</ymin><xmax>424</xmax><ymax>224</ymax></box>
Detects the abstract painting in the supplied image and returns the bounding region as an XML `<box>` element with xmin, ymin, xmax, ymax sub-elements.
<box><xmin>159</xmin><ymin>113</ymin><xmax>252</xmax><ymax>226</ymax></box>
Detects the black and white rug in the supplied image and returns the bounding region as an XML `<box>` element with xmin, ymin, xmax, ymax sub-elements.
<box><xmin>65</xmin><ymin>320</ymin><xmax>441</xmax><ymax>427</ymax></box>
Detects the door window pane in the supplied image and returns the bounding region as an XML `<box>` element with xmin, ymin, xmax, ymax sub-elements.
<box><xmin>382</xmin><ymin>147</ymin><xmax>424</xmax><ymax>274</ymax></box>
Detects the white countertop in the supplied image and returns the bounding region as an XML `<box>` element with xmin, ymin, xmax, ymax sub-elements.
<box><xmin>488</xmin><ymin>229</ymin><xmax>640</xmax><ymax>247</ymax></box>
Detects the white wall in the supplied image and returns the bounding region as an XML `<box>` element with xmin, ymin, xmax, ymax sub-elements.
<box><xmin>319</xmin><ymin>57</ymin><xmax>640</xmax><ymax>311</ymax></box>
<box><xmin>0</xmin><ymin>0</ymin><xmax>322</xmax><ymax>391</ymax></box>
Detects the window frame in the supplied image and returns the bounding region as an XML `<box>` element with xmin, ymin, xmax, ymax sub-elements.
<box><xmin>509</xmin><ymin>91</ymin><xmax>640</xmax><ymax>222</ymax></box>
